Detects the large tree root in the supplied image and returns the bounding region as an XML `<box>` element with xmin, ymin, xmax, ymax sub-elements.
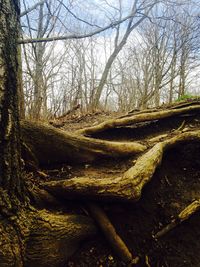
<box><xmin>76</xmin><ymin>104</ymin><xmax>200</xmax><ymax>136</ymax></box>
<box><xmin>25</xmin><ymin>210</ymin><xmax>96</xmax><ymax>267</ymax></box>
<box><xmin>21</xmin><ymin>121</ymin><xmax>146</xmax><ymax>165</ymax></box>
<box><xmin>154</xmin><ymin>200</ymin><xmax>200</xmax><ymax>239</ymax></box>
<box><xmin>43</xmin><ymin>130</ymin><xmax>200</xmax><ymax>202</ymax></box>
<box><xmin>0</xmin><ymin>208</ymin><xmax>96</xmax><ymax>267</ymax></box>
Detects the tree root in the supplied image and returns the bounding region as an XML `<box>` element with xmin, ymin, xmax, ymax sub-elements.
<box><xmin>0</xmin><ymin>206</ymin><xmax>96</xmax><ymax>267</ymax></box>
<box><xmin>29</xmin><ymin>187</ymin><xmax>61</xmax><ymax>208</ymax></box>
<box><xmin>25</xmin><ymin>210</ymin><xmax>96</xmax><ymax>267</ymax></box>
<box><xmin>87</xmin><ymin>202</ymin><xmax>139</xmax><ymax>265</ymax></box>
<box><xmin>21</xmin><ymin>121</ymin><xmax>146</xmax><ymax>165</ymax></box>
<box><xmin>43</xmin><ymin>130</ymin><xmax>200</xmax><ymax>202</ymax></box>
<box><xmin>154</xmin><ymin>200</ymin><xmax>200</xmax><ymax>239</ymax></box>
<box><xmin>76</xmin><ymin>104</ymin><xmax>200</xmax><ymax>136</ymax></box>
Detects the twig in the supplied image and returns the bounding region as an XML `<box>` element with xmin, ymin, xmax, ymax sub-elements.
<box><xmin>174</xmin><ymin>120</ymin><xmax>186</xmax><ymax>132</ymax></box>
<box><xmin>145</xmin><ymin>255</ymin><xmax>151</xmax><ymax>267</ymax></box>
<box><xmin>154</xmin><ymin>200</ymin><xmax>200</xmax><ymax>239</ymax></box>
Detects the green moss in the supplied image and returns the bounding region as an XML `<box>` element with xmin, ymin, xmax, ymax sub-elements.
<box><xmin>175</xmin><ymin>94</ymin><xmax>197</xmax><ymax>102</ymax></box>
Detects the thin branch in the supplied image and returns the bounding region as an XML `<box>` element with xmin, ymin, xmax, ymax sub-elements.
<box><xmin>57</xmin><ymin>0</ymin><xmax>101</xmax><ymax>29</ymax></box>
<box><xmin>18</xmin><ymin>12</ymin><xmax>149</xmax><ymax>44</ymax></box>
<box><xmin>20</xmin><ymin>0</ymin><xmax>46</xmax><ymax>17</ymax></box>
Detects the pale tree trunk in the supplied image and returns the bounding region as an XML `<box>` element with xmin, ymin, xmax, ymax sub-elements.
<box><xmin>178</xmin><ymin>47</ymin><xmax>187</xmax><ymax>98</ymax></box>
<box><xmin>178</xmin><ymin>25</ymin><xmax>190</xmax><ymax>99</ymax></box>
<box><xmin>169</xmin><ymin>53</ymin><xmax>177</xmax><ymax>104</ymax></box>
<box><xmin>18</xmin><ymin>45</ymin><xmax>25</xmax><ymax>119</ymax></box>
<box><xmin>91</xmin><ymin>2</ymin><xmax>156</xmax><ymax>110</ymax></box>
<box><xmin>32</xmin><ymin>3</ymin><xmax>45</xmax><ymax>119</ymax></box>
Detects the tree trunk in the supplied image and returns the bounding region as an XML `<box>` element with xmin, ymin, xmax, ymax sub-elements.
<box><xmin>0</xmin><ymin>1</ymin><xmax>26</xmax><ymax>266</ymax></box>
<box><xmin>0</xmin><ymin>2</ymin><xmax>96</xmax><ymax>267</ymax></box>
<box><xmin>0</xmin><ymin>0</ymin><xmax>24</xmax><ymax>204</ymax></box>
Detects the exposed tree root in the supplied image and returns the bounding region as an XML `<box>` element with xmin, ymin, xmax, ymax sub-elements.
<box><xmin>154</xmin><ymin>200</ymin><xmax>200</xmax><ymax>239</ymax></box>
<box><xmin>29</xmin><ymin>187</ymin><xmax>61</xmax><ymax>208</ymax></box>
<box><xmin>87</xmin><ymin>202</ymin><xmax>139</xmax><ymax>265</ymax></box>
<box><xmin>76</xmin><ymin>104</ymin><xmax>200</xmax><ymax>136</ymax></box>
<box><xmin>25</xmin><ymin>210</ymin><xmax>96</xmax><ymax>267</ymax></box>
<box><xmin>43</xmin><ymin>130</ymin><xmax>200</xmax><ymax>202</ymax></box>
<box><xmin>21</xmin><ymin>121</ymin><xmax>146</xmax><ymax>165</ymax></box>
<box><xmin>0</xmin><ymin>207</ymin><xmax>96</xmax><ymax>267</ymax></box>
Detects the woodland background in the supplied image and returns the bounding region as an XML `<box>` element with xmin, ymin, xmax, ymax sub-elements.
<box><xmin>20</xmin><ymin>0</ymin><xmax>200</xmax><ymax>119</ymax></box>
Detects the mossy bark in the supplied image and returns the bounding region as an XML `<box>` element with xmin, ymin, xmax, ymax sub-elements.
<box><xmin>24</xmin><ymin>210</ymin><xmax>96</xmax><ymax>267</ymax></box>
<box><xmin>0</xmin><ymin>207</ymin><xmax>96</xmax><ymax>267</ymax></box>
<box><xmin>0</xmin><ymin>0</ymin><xmax>24</xmax><ymax>201</ymax></box>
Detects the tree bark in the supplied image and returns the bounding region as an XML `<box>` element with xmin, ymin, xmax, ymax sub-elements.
<box><xmin>0</xmin><ymin>0</ymin><xmax>25</xmax><ymax>202</ymax></box>
<box><xmin>24</xmin><ymin>210</ymin><xmax>96</xmax><ymax>267</ymax></box>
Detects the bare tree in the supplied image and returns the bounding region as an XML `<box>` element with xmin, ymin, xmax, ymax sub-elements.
<box><xmin>91</xmin><ymin>0</ymin><xmax>158</xmax><ymax>110</ymax></box>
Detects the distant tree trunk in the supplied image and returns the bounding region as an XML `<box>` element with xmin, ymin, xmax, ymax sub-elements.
<box><xmin>91</xmin><ymin>2</ymin><xmax>155</xmax><ymax>111</ymax></box>
<box><xmin>18</xmin><ymin>45</ymin><xmax>26</xmax><ymax>119</ymax></box>
<box><xmin>178</xmin><ymin>51</ymin><xmax>187</xmax><ymax>98</ymax></box>
<box><xmin>32</xmin><ymin>3</ymin><xmax>45</xmax><ymax>119</ymax></box>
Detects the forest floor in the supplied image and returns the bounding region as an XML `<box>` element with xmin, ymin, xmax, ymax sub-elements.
<box><xmin>27</xmin><ymin>106</ymin><xmax>200</xmax><ymax>267</ymax></box>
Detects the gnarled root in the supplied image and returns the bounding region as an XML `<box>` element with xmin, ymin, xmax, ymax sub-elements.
<box><xmin>25</xmin><ymin>210</ymin><xmax>96</xmax><ymax>267</ymax></box>
<box><xmin>43</xmin><ymin>130</ymin><xmax>200</xmax><ymax>202</ymax></box>
<box><xmin>0</xmin><ymin>208</ymin><xmax>96</xmax><ymax>267</ymax></box>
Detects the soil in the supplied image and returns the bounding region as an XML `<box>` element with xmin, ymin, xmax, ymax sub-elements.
<box><xmin>30</xmin><ymin>110</ymin><xmax>200</xmax><ymax>267</ymax></box>
<box><xmin>59</xmin><ymin>111</ymin><xmax>119</xmax><ymax>132</ymax></box>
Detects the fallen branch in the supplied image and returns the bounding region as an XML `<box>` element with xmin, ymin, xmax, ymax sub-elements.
<box><xmin>154</xmin><ymin>200</ymin><xmax>200</xmax><ymax>239</ymax></box>
<box><xmin>87</xmin><ymin>203</ymin><xmax>139</xmax><ymax>265</ymax></box>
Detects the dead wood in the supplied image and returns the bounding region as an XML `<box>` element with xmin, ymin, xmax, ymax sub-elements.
<box><xmin>154</xmin><ymin>200</ymin><xmax>200</xmax><ymax>239</ymax></box>
<box><xmin>76</xmin><ymin>104</ymin><xmax>200</xmax><ymax>136</ymax></box>
<box><xmin>170</xmin><ymin>99</ymin><xmax>200</xmax><ymax>110</ymax></box>
<box><xmin>21</xmin><ymin>120</ymin><xmax>146</xmax><ymax>165</ymax></box>
<box><xmin>43</xmin><ymin>130</ymin><xmax>200</xmax><ymax>202</ymax></box>
<box><xmin>87</xmin><ymin>203</ymin><xmax>139</xmax><ymax>265</ymax></box>
<box><xmin>56</xmin><ymin>104</ymin><xmax>80</xmax><ymax>119</ymax></box>
<box><xmin>49</xmin><ymin>104</ymin><xmax>81</xmax><ymax>127</ymax></box>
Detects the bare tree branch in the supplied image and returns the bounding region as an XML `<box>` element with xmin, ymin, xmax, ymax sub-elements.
<box><xmin>20</xmin><ymin>0</ymin><xmax>46</xmax><ymax>17</ymax></box>
<box><xmin>18</xmin><ymin>12</ymin><xmax>149</xmax><ymax>44</ymax></box>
